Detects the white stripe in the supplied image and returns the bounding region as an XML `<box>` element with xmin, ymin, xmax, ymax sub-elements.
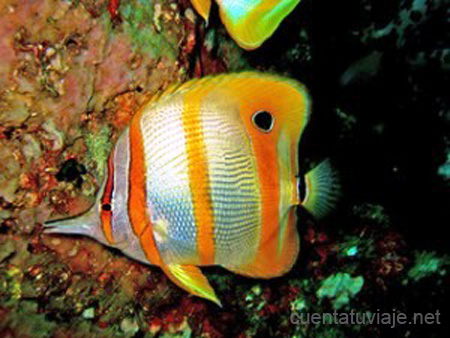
<box><xmin>140</xmin><ymin>95</ymin><xmax>198</xmax><ymax>265</ymax></box>
<box><xmin>111</xmin><ymin>128</ymin><xmax>149</xmax><ymax>264</ymax></box>
<box><xmin>200</xmin><ymin>96</ymin><xmax>261</xmax><ymax>267</ymax></box>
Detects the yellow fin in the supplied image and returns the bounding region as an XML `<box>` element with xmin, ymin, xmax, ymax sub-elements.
<box><xmin>217</xmin><ymin>0</ymin><xmax>301</xmax><ymax>50</ymax></box>
<box><xmin>190</xmin><ymin>0</ymin><xmax>212</xmax><ymax>22</ymax></box>
<box><xmin>162</xmin><ymin>264</ymin><xmax>222</xmax><ymax>306</ymax></box>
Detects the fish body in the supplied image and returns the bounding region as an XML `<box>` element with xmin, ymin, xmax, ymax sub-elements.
<box><xmin>190</xmin><ymin>0</ymin><xmax>301</xmax><ymax>50</ymax></box>
<box><xmin>45</xmin><ymin>72</ymin><xmax>337</xmax><ymax>305</ymax></box>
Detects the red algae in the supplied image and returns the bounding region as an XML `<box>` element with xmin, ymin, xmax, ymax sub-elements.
<box><xmin>107</xmin><ymin>0</ymin><xmax>121</xmax><ymax>20</ymax></box>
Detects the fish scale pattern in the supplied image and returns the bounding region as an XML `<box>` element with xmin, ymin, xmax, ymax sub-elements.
<box><xmin>200</xmin><ymin>103</ymin><xmax>261</xmax><ymax>267</ymax></box>
<box><xmin>141</xmin><ymin>97</ymin><xmax>199</xmax><ymax>265</ymax></box>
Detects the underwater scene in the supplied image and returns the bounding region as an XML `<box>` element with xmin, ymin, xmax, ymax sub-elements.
<box><xmin>0</xmin><ymin>0</ymin><xmax>447</xmax><ymax>337</ymax></box>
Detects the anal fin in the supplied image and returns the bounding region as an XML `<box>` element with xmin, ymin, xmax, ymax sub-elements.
<box><xmin>161</xmin><ymin>264</ymin><xmax>221</xmax><ymax>306</ymax></box>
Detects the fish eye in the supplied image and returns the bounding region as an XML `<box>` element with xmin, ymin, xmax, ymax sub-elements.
<box><xmin>101</xmin><ymin>203</ymin><xmax>112</xmax><ymax>212</ymax></box>
<box><xmin>252</xmin><ymin>111</ymin><xmax>274</xmax><ymax>132</ymax></box>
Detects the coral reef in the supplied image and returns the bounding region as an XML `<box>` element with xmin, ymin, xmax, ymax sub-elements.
<box><xmin>0</xmin><ymin>0</ymin><xmax>447</xmax><ymax>337</ymax></box>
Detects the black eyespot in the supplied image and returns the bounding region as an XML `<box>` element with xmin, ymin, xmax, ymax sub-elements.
<box><xmin>252</xmin><ymin>111</ymin><xmax>274</xmax><ymax>132</ymax></box>
<box><xmin>102</xmin><ymin>204</ymin><xmax>112</xmax><ymax>212</ymax></box>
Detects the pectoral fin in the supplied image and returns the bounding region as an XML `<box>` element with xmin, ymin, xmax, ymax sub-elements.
<box><xmin>161</xmin><ymin>264</ymin><xmax>221</xmax><ymax>306</ymax></box>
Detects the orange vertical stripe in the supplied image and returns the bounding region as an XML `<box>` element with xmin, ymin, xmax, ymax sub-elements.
<box><xmin>100</xmin><ymin>149</ymin><xmax>115</xmax><ymax>244</ymax></box>
<box><xmin>238</xmin><ymin>90</ymin><xmax>280</xmax><ymax>269</ymax></box>
<box><xmin>223</xmin><ymin>78</ymin><xmax>283</xmax><ymax>276</ymax></box>
<box><xmin>182</xmin><ymin>91</ymin><xmax>215</xmax><ymax>265</ymax></box>
<box><xmin>230</xmin><ymin>76</ymin><xmax>305</xmax><ymax>276</ymax></box>
<box><xmin>128</xmin><ymin>109</ymin><xmax>162</xmax><ymax>266</ymax></box>
<box><xmin>246</xmin><ymin>131</ymin><xmax>280</xmax><ymax>262</ymax></box>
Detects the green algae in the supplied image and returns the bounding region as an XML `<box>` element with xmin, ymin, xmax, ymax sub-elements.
<box><xmin>244</xmin><ymin>284</ymin><xmax>262</xmax><ymax>302</ymax></box>
<box><xmin>160</xmin><ymin>327</ymin><xmax>192</xmax><ymax>338</ymax></box>
<box><xmin>8</xmin><ymin>267</ymin><xmax>22</xmax><ymax>300</ymax></box>
<box><xmin>0</xmin><ymin>300</ymin><xmax>58</xmax><ymax>338</ymax></box>
<box><xmin>289</xmin><ymin>279</ymin><xmax>312</xmax><ymax>312</ymax></box>
<box><xmin>290</xmin><ymin>297</ymin><xmax>307</xmax><ymax>312</ymax></box>
<box><xmin>85</xmin><ymin>125</ymin><xmax>112</xmax><ymax>178</ymax></box>
<box><xmin>120</xmin><ymin>0</ymin><xmax>177</xmax><ymax>61</ymax></box>
<box><xmin>0</xmin><ymin>239</ymin><xmax>15</xmax><ymax>263</ymax></box>
<box><xmin>408</xmin><ymin>251</ymin><xmax>449</xmax><ymax>282</ymax></box>
<box><xmin>338</xmin><ymin>235</ymin><xmax>376</xmax><ymax>260</ymax></box>
<box><xmin>346</xmin><ymin>246</ymin><xmax>358</xmax><ymax>256</ymax></box>
<box><xmin>120</xmin><ymin>317</ymin><xmax>140</xmax><ymax>336</ymax></box>
<box><xmin>218</xmin><ymin>37</ymin><xmax>249</xmax><ymax>71</ymax></box>
<box><xmin>244</xmin><ymin>283</ymin><xmax>266</xmax><ymax>311</ymax></box>
<box><xmin>0</xmin><ymin>266</ymin><xmax>22</xmax><ymax>305</ymax></box>
<box><xmin>353</xmin><ymin>204</ymin><xmax>389</xmax><ymax>225</ymax></box>
<box><xmin>317</xmin><ymin>273</ymin><xmax>364</xmax><ymax>310</ymax></box>
<box><xmin>82</xmin><ymin>307</ymin><xmax>95</xmax><ymax>319</ymax></box>
<box><xmin>242</xmin><ymin>283</ymin><xmax>269</xmax><ymax>337</ymax></box>
<box><xmin>42</xmin><ymin>119</ymin><xmax>65</xmax><ymax>151</ymax></box>
<box><xmin>438</xmin><ymin>151</ymin><xmax>450</xmax><ymax>181</ymax></box>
